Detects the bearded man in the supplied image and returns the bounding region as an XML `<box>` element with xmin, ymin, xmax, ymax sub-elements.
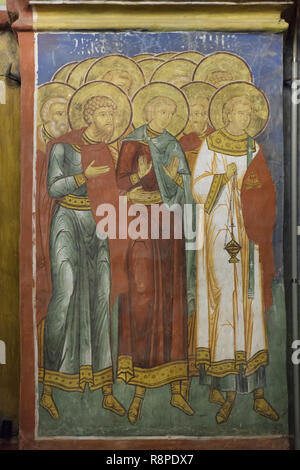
<box><xmin>178</xmin><ymin>95</ymin><xmax>215</xmax><ymax>394</ymax></box>
<box><xmin>179</xmin><ymin>96</ymin><xmax>214</xmax><ymax>174</ymax></box>
<box><xmin>36</xmin><ymin>96</ymin><xmax>71</xmax><ymax>324</ymax></box>
<box><xmin>39</xmin><ymin>97</ymin><xmax>70</xmax><ymax>144</ymax></box>
<box><xmin>39</xmin><ymin>95</ymin><xmax>126</xmax><ymax>420</ymax></box>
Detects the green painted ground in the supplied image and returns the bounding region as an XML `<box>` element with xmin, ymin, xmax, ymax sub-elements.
<box><xmin>38</xmin><ymin>280</ymin><xmax>289</xmax><ymax>438</ymax></box>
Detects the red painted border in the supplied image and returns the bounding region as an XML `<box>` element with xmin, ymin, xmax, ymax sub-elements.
<box><xmin>18</xmin><ymin>27</ymin><xmax>35</xmax><ymax>449</ymax></box>
<box><xmin>8</xmin><ymin>0</ymin><xmax>33</xmax><ymax>31</ymax></box>
<box><xmin>0</xmin><ymin>11</ymin><xmax>10</xmax><ymax>29</ymax></box>
<box><xmin>19</xmin><ymin>435</ymin><xmax>291</xmax><ymax>451</ymax></box>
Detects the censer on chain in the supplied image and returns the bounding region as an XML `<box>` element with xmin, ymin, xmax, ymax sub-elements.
<box><xmin>224</xmin><ymin>173</ymin><xmax>242</xmax><ymax>263</ymax></box>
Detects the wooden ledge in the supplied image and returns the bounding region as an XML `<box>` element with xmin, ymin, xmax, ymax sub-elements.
<box><xmin>11</xmin><ymin>3</ymin><xmax>291</xmax><ymax>32</ymax></box>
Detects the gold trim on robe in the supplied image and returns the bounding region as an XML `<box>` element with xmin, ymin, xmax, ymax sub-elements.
<box><xmin>207</xmin><ymin>128</ymin><xmax>256</xmax><ymax>157</ymax></box>
<box><xmin>59</xmin><ymin>194</ymin><xmax>91</xmax><ymax>210</ymax></box>
<box><xmin>117</xmin><ymin>356</ymin><xmax>188</xmax><ymax>388</ymax></box>
<box><xmin>74</xmin><ymin>173</ymin><xmax>87</xmax><ymax>187</ymax></box>
<box><xmin>130</xmin><ymin>173</ymin><xmax>140</xmax><ymax>185</ymax></box>
<box><xmin>37</xmin><ymin>320</ymin><xmax>113</xmax><ymax>391</ymax></box>
<box><xmin>195</xmin><ymin>347</ymin><xmax>269</xmax><ymax>378</ymax></box>
<box><xmin>71</xmin><ymin>144</ymin><xmax>81</xmax><ymax>153</ymax></box>
<box><xmin>174</xmin><ymin>173</ymin><xmax>184</xmax><ymax>188</ymax></box>
<box><xmin>40</xmin><ymin>366</ymin><xmax>113</xmax><ymax>392</ymax></box>
<box><xmin>126</xmin><ymin>187</ymin><xmax>163</xmax><ymax>205</ymax></box>
<box><xmin>204</xmin><ymin>173</ymin><xmax>228</xmax><ymax>214</ymax></box>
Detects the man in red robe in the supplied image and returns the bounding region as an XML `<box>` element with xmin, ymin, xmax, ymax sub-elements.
<box><xmin>116</xmin><ymin>95</ymin><xmax>195</xmax><ymax>424</ymax></box>
<box><xmin>179</xmin><ymin>96</ymin><xmax>214</xmax><ymax>391</ymax></box>
<box><xmin>179</xmin><ymin>96</ymin><xmax>214</xmax><ymax>174</ymax></box>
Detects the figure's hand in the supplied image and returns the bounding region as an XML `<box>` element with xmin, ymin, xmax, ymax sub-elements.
<box><xmin>225</xmin><ymin>162</ymin><xmax>237</xmax><ymax>180</ymax></box>
<box><xmin>138</xmin><ymin>155</ymin><xmax>152</xmax><ymax>179</ymax></box>
<box><xmin>126</xmin><ymin>185</ymin><xmax>143</xmax><ymax>203</ymax></box>
<box><xmin>84</xmin><ymin>160</ymin><xmax>110</xmax><ymax>179</ymax></box>
<box><xmin>163</xmin><ymin>155</ymin><xmax>180</xmax><ymax>180</ymax></box>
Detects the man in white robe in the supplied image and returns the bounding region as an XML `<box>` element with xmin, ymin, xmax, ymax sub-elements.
<box><xmin>192</xmin><ymin>94</ymin><xmax>279</xmax><ymax>424</ymax></box>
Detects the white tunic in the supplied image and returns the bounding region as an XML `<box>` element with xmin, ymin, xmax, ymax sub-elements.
<box><xmin>192</xmin><ymin>138</ymin><xmax>268</xmax><ymax>379</ymax></box>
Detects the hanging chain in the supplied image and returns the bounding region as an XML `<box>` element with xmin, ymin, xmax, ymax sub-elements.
<box><xmin>224</xmin><ymin>173</ymin><xmax>237</xmax><ymax>247</ymax></box>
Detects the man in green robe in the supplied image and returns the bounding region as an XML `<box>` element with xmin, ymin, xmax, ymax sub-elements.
<box><xmin>39</xmin><ymin>96</ymin><xmax>126</xmax><ymax>420</ymax></box>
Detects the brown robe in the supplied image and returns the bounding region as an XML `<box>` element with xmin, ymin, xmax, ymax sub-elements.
<box><xmin>115</xmin><ymin>139</ymin><xmax>189</xmax><ymax>388</ymax></box>
<box><xmin>179</xmin><ymin>126</ymin><xmax>214</xmax><ymax>174</ymax></box>
<box><xmin>241</xmin><ymin>147</ymin><xmax>276</xmax><ymax>313</ymax></box>
<box><xmin>179</xmin><ymin>127</ymin><xmax>214</xmax><ymax>376</ymax></box>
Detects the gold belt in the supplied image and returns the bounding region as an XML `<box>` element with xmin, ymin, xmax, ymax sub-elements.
<box><xmin>59</xmin><ymin>194</ymin><xmax>91</xmax><ymax>211</ymax></box>
<box><xmin>126</xmin><ymin>186</ymin><xmax>162</xmax><ymax>205</ymax></box>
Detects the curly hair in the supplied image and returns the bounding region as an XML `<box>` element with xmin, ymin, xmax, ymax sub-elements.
<box><xmin>83</xmin><ymin>95</ymin><xmax>117</xmax><ymax>125</ymax></box>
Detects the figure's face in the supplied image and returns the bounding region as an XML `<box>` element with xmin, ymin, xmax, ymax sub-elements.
<box><xmin>92</xmin><ymin>106</ymin><xmax>115</xmax><ymax>136</ymax></box>
<box><xmin>48</xmin><ymin>102</ymin><xmax>69</xmax><ymax>136</ymax></box>
<box><xmin>104</xmin><ymin>70</ymin><xmax>132</xmax><ymax>95</ymax></box>
<box><xmin>227</xmin><ymin>102</ymin><xmax>252</xmax><ymax>132</ymax></box>
<box><xmin>150</xmin><ymin>104</ymin><xmax>174</xmax><ymax>130</ymax></box>
<box><xmin>190</xmin><ymin>102</ymin><xmax>209</xmax><ymax>134</ymax></box>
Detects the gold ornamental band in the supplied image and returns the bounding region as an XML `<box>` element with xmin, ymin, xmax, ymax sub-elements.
<box><xmin>39</xmin><ymin>366</ymin><xmax>113</xmax><ymax>392</ymax></box>
<box><xmin>195</xmin><ymin>347</ymin><xmax>269</xmax><ymax>378</ymax></box>
<box><xmin>206</xmin><ymin>129</ymin><xmax>256</xmax><ymax>157</ymax></box>
<box><xmin>59</xmin><ymin>194</ymin><xmax>91</xmax><ymax>211</ymax></box>
<box><xmin>126</xmin><ymin>188</ymin><xmax>163</xmax><ymax>205</ymax></box>
<box><xmin>117</xmin><ymin>355</ymin><xmax>188</xmax><ymax>388</ymax></box>
<box><xmin>188</xmin><ymin>354</ymin><xmax>201</xmax><ymax>377</ymax></box>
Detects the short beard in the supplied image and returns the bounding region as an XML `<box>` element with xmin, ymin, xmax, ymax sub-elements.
<box><xmin>187</xmin><ymin>120</ymin><xmax>208</xmax><ymax>136</ymax></box>
<box><xmin>47</xmin><ymin>121</ymin><xmax>69</xmax><ymax>138</ymax></box>
<box><xmin>96</xmin><ymin>125</ymin><xmax>114</xmax><ymax>143</ymax></box>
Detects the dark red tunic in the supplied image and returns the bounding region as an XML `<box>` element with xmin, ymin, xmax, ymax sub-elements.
<box><xmin>116</xmin><ymin>140</ymin><xmax>189</xmax><ymax>388</ymax></box>
<box><xmin>241</xmin><ymin>147</ymin><xmax>277</xmax><ymax>313</ymax></box>
<box><xmin>36</xmin><ymin>128</ymin><xmax>128</xmax><ymax>325</ymax></box>
<box><xmin>179</xmin><ymin>127</ymin><xmax>214</xmax><ymax>173</ymax></box>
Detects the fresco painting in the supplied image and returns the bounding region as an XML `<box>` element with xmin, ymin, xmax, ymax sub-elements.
<box><xmin>34</xmin><ymin>31</ymin><xmax>288</xmax><ymax>438</ymax></box>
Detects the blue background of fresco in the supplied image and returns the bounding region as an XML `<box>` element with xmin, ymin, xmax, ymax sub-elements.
<box><xmin>37</xmin><ymin>32</ymin><xmax>288</xmax><ymax>438</ymax></box>
<box><xmin>38</xmin><ymin>31</ymin><xmax>284</xmax><ymax>278</ymax></box>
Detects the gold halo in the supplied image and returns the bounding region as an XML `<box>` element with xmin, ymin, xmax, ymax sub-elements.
<box><xmin>133</xmin><ymin>53</ymin><xmax>155</xmax><ymax>61</ymax></box>
<box><xmin>181</xmin><ymin>80</ymin><xmax>217</xmax><ymax>102</ymax></box>
<box><xmin>181</xmin><ymin>81</ymin><xmax>217</xmax><ymax>129</ymax></box>
<box><xmin>51</xmin><ymin>62</ymin><xmax>78</xmax><ymax>82</ymax></box>
<box><xmin>37</xmin><ymin>81</ymin><xmax>75</xmax><ymax>126</ymax></box>
<box><xmin>150</xmin><ymin>58</ymin><xmax>197</xmax><ymax>88</ymax></box>
<box><xmin>68</xmin><ymin>80</ymin><xmax>133</xmax><ymax>144</ymax></box>
<box><xmin>66</xmin><ymin>57</ymin><xmax>99</xmax><ymax>89</ymax></box>
<box><xmin>173</xmin><ymin>51</ymin><xmax>205</xmax><ymax>63</ymax></box>
<box><xmin>131</xmin><ymin>81</ymin><xmax>189</xmax><ymax>137</ymax></box>
<box><xmin>84</xmin><ymin>54</ymin><xmax>145</xmax><ymax>97</ymax></box>
<box><xmin>193</xmin><ymin>52</ymin><xmax>253</xmax><ymax>87</ymax></box>
<box><xmin>138</xmin><ymin>58</ymin><xmax>164</xmax><ymax>82</ymax></box>
<box><xmin>209</xmin><ymin>81</ymin><xmax>270</xmax><ymax>137</ymax></box>
<box><xmin>155</xmin><ymin>52</ymin><xmax>177</xmax><ymax>60</ymax></box>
